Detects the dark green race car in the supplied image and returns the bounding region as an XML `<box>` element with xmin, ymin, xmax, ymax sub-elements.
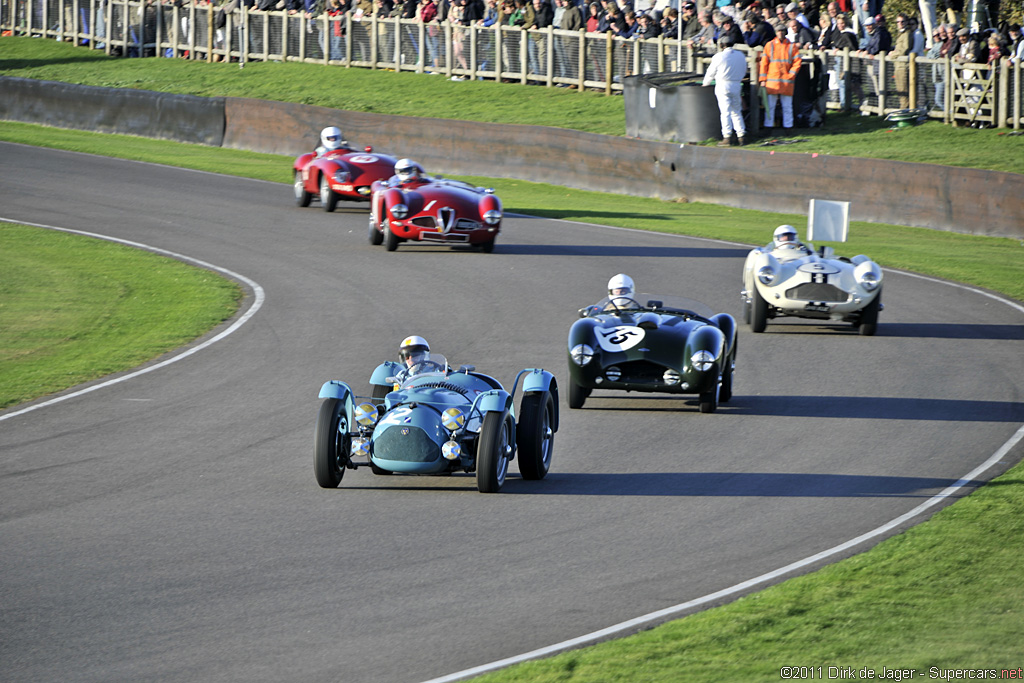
<box><xmin>567</xmin><ymin>294</ymin><xmax>737</xmax><ymax>413</ymax></box>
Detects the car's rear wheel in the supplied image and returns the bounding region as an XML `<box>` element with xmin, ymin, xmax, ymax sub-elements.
<box><xmin>314</xmin><ymin>398</ymin><xmax>349</xmax><ymax>488</ymax></box>
<box><xmin>320</xmin><ymin>175</ymin><xmax>338</xmax><ymax>212</ymax></box>
<box><xmin>568</xmin><ymin>380</ymin><xmax>590</xmax><ymax>409</ymax></box>
<box><xmin>699</xmin><ymin>377</ymin><xmax>719</xmax><ymax>414</ymax></box>
<box><xmin>476</xmin><ymin>411</ymin><xmax>511</xmax><ymax>493</ymax></box>
<box><xmin>517</xmin><ymin>391</ymin><xmax>554</xmax><ymax>480</ymax></box>
<box><xmin>750</xmin><ymin>289</ymin><xmax>768</xmax><ymax>333</ymax></box>
<box><xmin>858</xmin><ymin>290</ymin><xmax>882</xmax><ymax>336</ymax></box>
<box><xmin>368</xmin><ymin>213</ymin><xmax>383</xmax><ymax>245</ymax></box>
<box><xmin>294</xmin><ymin>170</ymin><xmax>312</xmax><ymax>207</ymax></box>
<box><xmin>384</xmin><ymin>219</ymin><xmax>400</xmax><ymax>251</ymax></box>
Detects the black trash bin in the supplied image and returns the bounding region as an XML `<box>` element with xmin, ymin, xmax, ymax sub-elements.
<box><xmin>624</xmin><ymin>72</ymin><xmax>723</xmax><ymax>144</ymax></box>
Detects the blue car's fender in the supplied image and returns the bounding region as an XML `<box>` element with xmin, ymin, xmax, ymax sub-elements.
<box><xmin>369</xmin><ymin>361</ymin><xmax>403</xmax><ymax>387</ymax></box>
<box><xmin>474</xmin><ymin>389</ymin><xmax>512</xmax><ymax>417</ymax></box>
<box><xmin>516</xmin><ymin>369</ymin><xmax>559</xmax><ymax>432</ymax></box>
<box><xmin>317</xmin><ymin>380</ymin><xmax>356</xmax><ymax>428</ymax></box>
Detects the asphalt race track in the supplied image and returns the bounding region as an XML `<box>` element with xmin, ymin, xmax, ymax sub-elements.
<box><xmin>2</xmin><ymin>143</ymin><xmax>1023</xmax><ymax>683</ymax></box>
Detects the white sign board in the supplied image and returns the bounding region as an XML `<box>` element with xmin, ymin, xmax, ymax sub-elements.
<box><xmin>807</xmin><ymin>199</ymin><xmax>850</xmax><ymax>243</ymax></box>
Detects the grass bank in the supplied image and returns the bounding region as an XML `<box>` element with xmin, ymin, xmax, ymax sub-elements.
<box><xmin>0</xmin><ymin>223</ymin><xmax>240</xmax><ymax>410</ymax></box>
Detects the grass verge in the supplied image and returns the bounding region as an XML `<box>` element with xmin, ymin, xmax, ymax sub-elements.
<box><xmin>0</xmin><ymin>223</ymin><xmax>241</xmax><ymax>410</ymax></box>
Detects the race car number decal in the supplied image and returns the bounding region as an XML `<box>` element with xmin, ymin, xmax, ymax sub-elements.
<box><xmin>347</xmin><ymin>155</ymin><xmax>379</xmax><ymax>164</ymax></box>
<box><xmin>595</xmin><ymin>326</ymin><xmax>646</xmax><ymax>352</ymax></box>
<box><xmin>797</xmin><ymin>262</ymin><xmax>840</xmax><ymax>275</ymax></box>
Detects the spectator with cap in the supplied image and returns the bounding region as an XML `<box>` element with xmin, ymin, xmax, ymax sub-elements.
<box><xmin>703</xmin><ymin>34</ymin><xmax>748</xmax><ymax>146</ymax></box>
<box><xmin>719</xmin><ymin>13</ymin><xmax>744</xmax><ymax>44</ymax></box>
<box><xmin>858</xmin><ymin>14</ymin><xmax>890</xmax><ymax>53</ymax></box>
<box><xmin>889</xmin><ymin>12</ymin><xmax>913</xmax><ymax>107</ymax></box>
<box><xmin>1009</xmin><ymin>24</ymin><xmax>1023</xmax><ymax>63</ymax></box>
<box><xmin>952</xmin><ymin>26</ymin><xmax>978</xmax><ymax>62</ymax></box>
<box><xmin>679</xmin><ymin>2</ymin><xmax>700</xmax><ymax>40</ymax></box>
<box><xmin>785</xmin><ymin>1</ymin><xmax>810</xmax><ymax>30</ymax></box>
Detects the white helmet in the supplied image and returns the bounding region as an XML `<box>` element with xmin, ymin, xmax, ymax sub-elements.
<box><xmin>320</xmin><ymin>126</ymin><xmax>344</xmax><ymax>151</ymax></box>
<box><xmin>607</xmin><ymin>273</ymin><xmax>635</xmax><ymax>299</ymax></box>
<box><xmin>399</xmin><ymin>335</ymin><xmax>430</xmax><ymax>365</ymax></box>
<box><xmin>773</xmin><ymin>224</ymin><xmax>799</xmax><ymax>245</ymax></box>
<box><xmin>395</xmin><ymin>158</ymin><xmax>422</xmax><ymax>183</ymax></box>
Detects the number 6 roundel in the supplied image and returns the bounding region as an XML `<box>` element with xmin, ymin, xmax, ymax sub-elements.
<box><xmin>595</xmin><ymin>326</ymin><xmax>646</xmax><ymax>352</ymax></box>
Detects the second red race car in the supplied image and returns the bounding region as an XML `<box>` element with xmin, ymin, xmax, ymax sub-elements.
<box><xmin>293</xmin><ymin>126</ymin><xmax>398</xmax><ymax>212</ymax></box>
<box><xmin>369</xmin><ymin>159</ymin><xmax>503</xmax><ymax>253</ymax></box>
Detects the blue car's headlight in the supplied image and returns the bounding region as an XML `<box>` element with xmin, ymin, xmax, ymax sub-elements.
<box><xmin>352</xmin><ymin>437</ymin><xmax>370</xmax><ymax>458</ymax></box>
<box><xmin>757</xmin><ymin>266</ymin><xmax>776</xmax><ymax>285</ymax></box>
<box><xmin>483</xmin><ymin>210</ymin><xmax>502</xmax><ymax>225</ymax></box>
<box><xmin>690</xmin><ymin>350</ymin><xmax>715</xmax><ymax>372</ymax></box>
<box><xmin>571</xmin><ymin>344</ymin><xmax>594</xmax><ymax>366</ymax></box>
<box><xmin>442</xmin><ymin>441</ymin><xmax>462</xmax><ymax>460</ymax></box>
<box><xmin>390</xmin><ymin>203</ymin><xmax>409</xmax><ymax>220</ymax></box>
<box><xmin>442</xmin><ymin>407</ymin><xmax>466</xmax><ymax>432</ymax></box>
<box><xmin>354</xmin><ymin>402</ymin><xmax>379</xmax><ymax>427</ymax></box>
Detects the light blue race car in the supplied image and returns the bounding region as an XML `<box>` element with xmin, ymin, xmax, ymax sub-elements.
<box><xmin>315</xmin><ymin>355</ymin><xmax>559</xmax><ymax>493</ymax></box>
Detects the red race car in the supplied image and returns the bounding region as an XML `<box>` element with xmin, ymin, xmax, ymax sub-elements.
<box><xmin>368</xmin><ymin>159</ymin><xmax>503</xmax><ymax>253</ymax></box>
<box><xmin>293</xmin><ymin>127</ymin><xmax>398</xmax><ymax>212</ymax></box>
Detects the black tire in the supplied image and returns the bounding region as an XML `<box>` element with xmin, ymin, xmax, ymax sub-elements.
<box><xmin>384</xmin><ymin>219</ymin><xmax>400</xmax><ymax>251</ymax></box>
<box><xmin>750</xmin><ymin>289</ymin><xmax>768</xmax><ymax>333</ymax></box>
<box><xmin>742</xmin><ymin>299</ymin><xmax>751</xmax><ymax>324</ymax></box>
<box><xmin>517</xmin><ymin>392</ymin><xmax>554</xmax><ymax>480</ymax></box>
<box><xmin>480</xmin><ymin>239</ymin><xmax>495</xmax><ymax>253</ymax></box>
<box><xmin>568</xmin><ymin>380</ymin><xmax>590</xmax><ymax>409</ymax></box>
<box><xmin>858</xmin><ymin>290</ymin><xmax>882</xmax><ymax>336</ymax></box>
<box><xmin>476</xmin><ymin>411</ymin><xmax>511</xmax><ymax>493</ymax></box>
<box><xmin>720</xmin><ymin>352</ymin><xmax>735</xmax><ymax>403</ymax></box>
<box><xmin>294</xmin><ymin>170</ymin><xmax>312</xmax><ymax>207</ymax></box>
<box><xmin>320</xmin><ymin>175</ymin><xmax>338</xmax><ymax>213</ymax></box>
<box><xmin>368</xmin><ymin>213</ymin><xmax>383</xmax><ymax>245</ymax></box>
<box><xmin>314</xmin><ymin>398</ymin><xmax>349</xmax><ymax>488</ymax></box>
<box><xmin>699</xmin><ymin>376</ymin><xmax>719</xmax><ymax>414</ymax></box>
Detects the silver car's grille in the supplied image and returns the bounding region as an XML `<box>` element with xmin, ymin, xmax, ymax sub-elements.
<box><xmin>786</xmin><ymin>283</ymin><xmax>849</xmax><ymax>302</ymax></box>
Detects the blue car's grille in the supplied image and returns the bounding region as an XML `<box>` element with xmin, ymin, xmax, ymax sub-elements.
<box><xmin>373</xmin><ymin>426</ymin><xmax>439</xmax><ymax>463</ymax></box>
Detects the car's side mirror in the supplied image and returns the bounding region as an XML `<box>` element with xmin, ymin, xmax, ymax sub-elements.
<box><xmin>646</xmin><ymin>300</ymin><xmax>662</xmax><ymax>309</ymax></box>
<box><xmin>458</xmin><ymin>364</ymin><xmax>476</xmax><ymax>373</ymax></box>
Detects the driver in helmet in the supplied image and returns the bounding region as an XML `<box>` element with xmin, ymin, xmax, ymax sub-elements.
<box><xmin>604</xmin><ymin>273</ymin><xmax>638</xmax><ymax>311</ymax></box>
<box><xmin>392</xmin><ymin>158</ymin><xmax>426</xmax><ymax>186</ymax></box>
<box><xmin>398</xmin><ymin>335</ymin><xmax>431</xmax><ymax>375</ymax></box>
<box><xmin>315</xmin><ymin>126</ymin><xmax>346</xmax><ymax>156</ymax></box>
<box><xmin>769</xmin><ymin>224</ymin><xmax>811</xmax><ymax>257</ymax></box>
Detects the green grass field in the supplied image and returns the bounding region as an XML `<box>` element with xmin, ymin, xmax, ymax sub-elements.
<box><xmin>2</xmin><ymin>34</ymin><xmax>1023</xmax><ymax>683</ymax></box>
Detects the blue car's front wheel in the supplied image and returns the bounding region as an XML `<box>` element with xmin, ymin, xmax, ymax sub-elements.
<box><xmin>517</xmin><ymin>391</ymin><xmax>554</xmax><ymax>480</ymax></box>
<box><xmin>314</xmin><ymin>398</ymin><xmax>349</xmax><ymax>488</ymax></box>
<box><xmin>476</xmin><ymin>411</ymin><xmax>511</xmax><ymax>493</ymax></box>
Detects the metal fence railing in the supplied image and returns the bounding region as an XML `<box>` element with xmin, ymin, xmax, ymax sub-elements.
<box><xmin>3</xmin><ymin>0</ymin><xmax>1021</xmax><ymax>130</ymax></box>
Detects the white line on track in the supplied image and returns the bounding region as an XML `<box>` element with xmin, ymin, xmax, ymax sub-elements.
<box><xmin>0</xmin><ymin>217</ymin><xmax>266</xmax><ymax>422</ymax></box>
<box><xmin>420</xmin><ymin>218</ymin><xmax>1024</xmax><ymax>683</ymax></box>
